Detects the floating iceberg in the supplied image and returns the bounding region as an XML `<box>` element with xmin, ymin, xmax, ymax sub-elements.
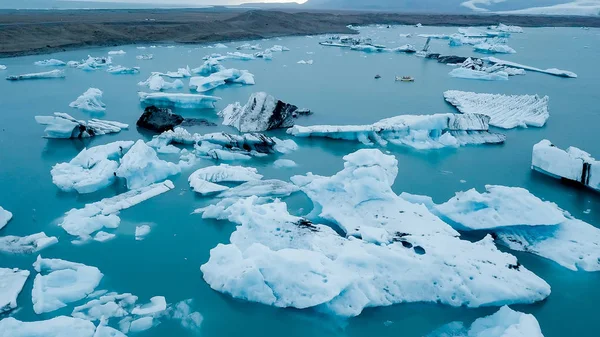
<box><xmin>72</xmin><ymin>292</ymin><xmax>138</xmax><ymax>321</ymax></box>
<box><xmin>59</xmin><ymin>181</ymin><xmax>174</xmax><ymax>241</ymax></box>
<box><xmin>200</xmin><ymin>150</ymin><xmax>550</xmax><ymax>317</ymax></box>
<box><xmin>418</xmin><ymin>34</ymin><xmax>450</xmax><ymax>39</ymax></box>
<box><xmin>69</xmin><ymin>56</ymin><xmax>112</xmax><ymax>71</ymax></box>
<box><xmin>116</xmin><ymin>140</ymin><xmax>181</xmax><ymax>189</ymax></box>
<box><xmin>107</xmin><ymin>65</ymin><xmax>140</xmax><ymax>74</ymax></box>
<box><xmin>444</xmin><ymin>90</ymin><xmax>550</xmax><ymax>129</ymax></box>
<box><xmin>350</xmin><ymin>44</ymin><xmax>386</xmax><ymax>53</ymax></box>
<box><xmin>297</xmin><ymin>60</ymin><xmax>314</xmax><ymax>65</ymax></box>
<box><xmin>288</xmin><ymin>113</ymin><xmax>506</xmax><ymax>150</ymax></box>
<box><xmin>0</xmin><ymin>233</ymin><xmax>58</xmax><ymax>254</ymax></box>
<box><xmin>93</xmin><ymin>232</ymin><xmax>115</xmax><ymax>242</ymax></box>
<box><xmin>108</xmin><ymin>50</ymin><xmax>126</xmax><ymax>55</ymax></box>
<box><xmin>449</xmin><ymin>67</ymin><xmax>509</xmax><ymax>81</ymax></box>
<box><xmin>34</xmin><ymin>58</ymin><xmax>66</xmax><ymax>66</ymax></box>
<box><xmin>138</xmin><ymin>73</ymin><xmax>184</xmax><ymax>91</ymax></box>
<box><xmin>69</xmin><ymin>88</ymin><xmax>106</xmax><ymax>113</ymax></box>
<box><xmin>226</xmin><ymin>52</ymin><xmax>255</xmax><ymax>60</ymax></box>
<box><xmin>219</xmin><ymin>92</ymin><xmax>311</xmax><ymax>132</ymax></box>
<box><xmin>532</xmin><ymin>139</ymin><xmax>599</xmax><ymax>192</ymax></box>
<box><xmin>0</xmin><ymin>316</ymin><xmax>97</xmax><ymax>337</ymax></box>
<box><xmin>191</xmin><ymin>59</ymin><xmax>226</xmax><ymax>76</ymax></box>
<box><xmin>392</xmin><ymin>44</ymin><xmax>416</xmax><ymax>53</ymax></box>
<box><xmin>195</xmin><ymin>133</ymin><xmax>296</xmax><ymax>161</ymax></box>
<box><xmin>0</xmin><ymin>206</ymin><xmax>12</xmax><ymax>230</ymax></box>
<box><xmin>236</xmin><ymin>43</ymin><xmax>261</xmax><ymax>51</ymax></box>
<box><xmin>137</xmin><ymin>106</ymin><xmax>213</xmax><ymax>134</ymax></box>
<box><xmin>213</xmin><ymin>43</ymin><xmax>228</xmax><ymax>49</ymax></box>
<box><xmin>0</xmin><ymin>268</ymin><xmax>29</xmax><ymax>314</ymax></box>
<box><xmin>138</xmin><ymin>92</ymin><xmax>221</xmax><ymax>109</ymax></box>
<box><xmin>154</xmin><ymin>66</ymin><xmax>192</xmax><ymax>78</ymax></box>
<box><xmin>6</xmin><ymin>69</ymin><xmax>65</xmax><ymax>81</ymax></box>
<box><xmin>459</xmin><ymin>27</ymin><xmax>501</xmax><ymax>38</ymax></box>
<box><xmin>217</xmin><ymin>180</ymin><xmax>299</xmax><ymax>198</ymax></box>
<box><xmin>136</xmin><ymin>54</ymin><xmax>153</xmax><ymax>60</ymax></box>
<box><xmin>132</xmin><ymin>296</ymin><xmax>166</xmax><ymax>315</ymax></box>
<box><xmin>189</xmin><ymin>68</ymin><xmax>255</xmax><ymax>93</ymax></box>
<box><xmin>449</xmin><ymin>34</ymin><xmax>485</xmax><ymax>46</ymax></box>
<box><xmin>0</xmin><ymin>65</ymin><xmax>6</xmax><ymax>70</ymax></box>
<box><xmin>273</xmin><ymin>159</ymin><xmax>297</xmax><ymax>168</ymax></box>
<box><xmin>189</xmin><ymin>165</ymin><xmax>262</xmax><ymax>195</ymax></box>
<box><xmin>485</xmin><ymin>56</ymin><xmax>577</xmax><ymax>78</ymax></box>
<box><xmin>35</xmin><ymin>113</ymin><xmax>128</xmax><ymax>139</ymax></box>
<box><xmin>32</xmin><ymin>256</ymin><xmax>103</xmax><ymax>314</ymax></box>
<box><xmin>135</xmin><ymin>225</ymin><xmax>151</xmax><ymax>241</ymax></box>
<box><xmin>490</xmin><ymin>23</ymin><xmax>524</xmax><ymax>33</ymax></box>
<box><xmin>474</xmin><ymin>42</ymin><xmax>516</xmax><ymax>54</ymax></box>
<box><xmin>51</xmin><ymin>141</ymin><xmax>134</xmax><ymax>194</ymax></box>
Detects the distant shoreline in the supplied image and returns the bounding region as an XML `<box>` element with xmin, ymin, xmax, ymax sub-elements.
<box><xmin>1</xmin><ymin>8</ymin><xmax>599</xmax><ymax>58</ymax></box>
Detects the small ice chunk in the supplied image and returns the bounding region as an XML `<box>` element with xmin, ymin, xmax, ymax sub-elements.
<box><xmin>189</xmin><ymin>165</ymin><xmax>262</xmax><ymax>195</ymax></box>
<box><xmin>93</xmin><ymin>231</ymin><xmax>116</xmax><ymax>242</ymax></box>
<box><xmin>226</xmin><ymin>52</ymin><xmax>255</xmax><ymax>60</ymax></box>
<box><xmin>34</xmin><ymin>59</ymin><xmax>66</xmax><ymax>66</ymax></box>
<box><xmin>107</xmin><ymin>65</ymin><xmax>140</xmax><ymax>74</ymax></box>
<box><xmin>72</xmin><ymin>292</ymin><xmax>138</xmax><ymax>321</ymax></box>
<box><xmin>0</xmin><ymin>233</ymin><xmax>58</xmax><ymax>254</ymax></box>
<box><xmin>467</xmin><ymin>306</ymin><xmax>543</xmax><ymax>337</ymax></box>
<box><xmin>131</xmin><ymin>296</ymin><xmax>166</xmax><ymax>315</ymax></box>
<box><xmin>474</xmin><ymin>42</ymin><xmax>516</xmax><ymax>54</ymax></box>
<box><xmin>273</xmin><ymin>159</ymin><xmax>297</xmax><ymax>168</ymax></box>
<box><xmin>6</xmin><ymin>69</ymin><xmax>65</xmax><ymax>81</ymax></box>
<box><xmin>32</xmin><ymin>255</ymin><xmax>104</xmax><ymax>314</ymax></box>
<box><xmin>0</xmin><ymin>268</ymin><xmax>30</xmax><ymax>314</ymax></box>
<box><xmin>136</xmin><ymin>54</ymin><xmax>154</xmax><ymax>60</ymax></box>
<box><xmin>129</xmin><ymin>317</ymin><xmax>154</xmax><ymax>332</ymax></box>
<box><xmin>138</xmin><ymin>92</ymin><xmax>221</xmax><ymax>109</ymax></box>
<box><xmin>94</xmin><ymin>322</ymin><xmax>128</xmax><ymax>337</ymax></box>
<box><xmin>191</xmin><ymin>59</ymin><xmax>226</xmax><ymax>76</ymax></box>
<box><xmin>116</xmin><ymin>140</ymin><xmax>181</xmax><ymax>189</ymax></box>
<box><xmin>490</xmin><ymin>23</ymin><xmax>524</xmax><ymax>33</ymax></box>
<box><xmin>449</xmin><ymin>67</ymin><xmax>509</xmax><ymax>81</ymax></box>
<box><xmin>236</xmin><ymin>43</ymin><xmax>261</xmax><ymax>50</ymax></box>
<box><xmin>138</xmin><ymin>73</ymin><xmax>184</xmax><ymax>91</ymax></box>
<box><xmin>0</xmin><ymin>65</ymin><xmax>6</xmax><ymax>70</ymax></box>
<box><xmin>0</xmin><ymin>316</ymin><xmax>96</xmax><ymax>337</ymax></box>
<box><xmin>189</xmin><ymin>68</ymin><xmax>255</xmax><ymax>92</ymax></box>
<box><xmin>0</xmin><ymin>206</ymin><xmax>12</xmax><ymax>230</ymax></box>
<box><xmin>135</xmin><ymin>225</ymin><xmax>151</xmax><ymax>241</ymax></box>
<box><xmin>70</xmin><ymin>56</ymin><xmax>112</xmax><ymax>71</ymax></box>
<box><xmin>70</xmin><ymin>88</ymin><xmax>106</xmax><ymax>113</ymax></box>
<box><xmin>213</xmin><ymin>43</ymin><xmax>228</xmax><ymax>49</ymax></box>
<box><xmin>297</xmin><ymin>60</ymin><xmax>314</xmax><ymax>65</ymax></box>
<box><xmin>108</xmin><ymin>50</ymin><xmax>126</xmax><ymax>55</ymax></box>
<box><xmin>167</xmin><ymin>299</ymin><xmax>203</xmax><ymax>331</ymax></box>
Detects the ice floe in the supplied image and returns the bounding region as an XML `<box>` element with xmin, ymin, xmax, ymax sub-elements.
<box><xmin>189</xmin><ymin>68</ymin><xmax>255</xmax><ymax>92</ymax></box>
<box><xmin>106</xmin><ymin>65</ymin><xmax>140</xmax><ymax>74</ymax></box>
<box><xmin>217</xmin><ymin>180</ymin><xmax>299</xmax><ymax>198</ymax></box>
<box><xmin>274</xmin><ymin>159</ymin><xmax>297</xmax><ymax>168</ymax></box>
<box><xmin>219</xmin><ymin>92</ymin><xmax>311</xmax><ymax>132</ymax></box>
<box><xmin>138</xmin><ymin>106</ymin><xmax>214</xmax><ymax>133</ymax></box>
<box><xmin>116</xmin><ymin>140</ymin><xmax>180</xmax><ymax>189</ymax></box>
<box><xmin>444</xmin><ymin>90</ymin><xmax>550</xmax><ymax>129</ymax></box>
<box><xmin>189</xmin><ymin>165</ymin><xmax>262</xmax><ymax>195</ymax></box>
<box><xmin>32</xmin><ymin>256</ymin><xmax>103</xmax><ymax>314</ymax></box>
<box><xmin>34</xmin><ymin>58</ymin><xmax>66</xmax><ymax>66</ymax></box>
<box><xmin>485</xmin><ymin>56</ymin><xmax>577</xmax><ymax>78</ymax></box>
<box><xmin>474</xmin><ymin>42</ymin><xmax>516</xmax><ymax>54</ymax></box>
<box><xmin>69</xmin><ymin>56</ymin><xmax>112</xmax><ymax>71</ymax></box>
<box><xmin>0</xmin><ymin>206</ymin><xmax>12</xmax><ymax>230</ymax></box>
<box><xmin>0</xmin><ymin>65</ymin><xmax>6</xmax><ymax>70</ymax></box>
<box><xmin>449</xmin><ymin>67</ymin><xmax>508</xmax><ymax>81</ymax></box>
<box><xmin>532</xmin><ymin>139</ymin><xmax>599</xmax><ymax>192</ymax></box>
<box><xmin>392</xmin><ymin>44</ymin><xmax>417</xmax><ymax>53</ymax></box>
<box><xmin>58</xmin><ymin>181</ymin><xmax>174</xmax><ymax>241</ymax></box>
<box><xmin>489</xmin><ymin>23</ymin><xmax>524</xmax><ymax>34</ymax></box>
<box><xmin>226</xmin><ymin>52</ymin><xmax>255</xmax><ymax>60</ymax></box>
<box><xmin>72</xmin><ymin>292</ymin><xmax>138</xmax><ymax>321</ymax></box>
<box><xmin>459</xmin><ymin>27</ymin><xmax>502</xmax><ymax>38</ymax></box>
<box><xmin>449</xmin><ymin>34</ymin><xmax>486</xmax><ymax>46</ymax></box>
<box><xmin>192</xmin><ymin>59</ymin><xmax>226</xmax><ymax>76</ymax></box>
<box><xmin>0</xmin><ymin>268</ymin><xmax>29</xmax><ymax>314</ymax></box>
<box><xmin>0</xmin><ymin>233</ymin><xmax>58</xmax><ymax>254</ymax></box>
<box><xmin>199</xmin><ymin>150</ymin><xmax>550</xmax><ymax>317</ymax></box>
<box><xmin>108</xmin><ymin>50</ymin><xmax>126</xmax><ymax>55</ymax></box>
<box><xmin>297</xmin><ymin>59</ymin><xmax>314</xmax><ymax>65</ymax></box>
<box><xmin>195</xmin><ymin>133</ymin><xmax>297</xmax><ymax>161</ymax></box>
<box><xmin>154</xmin><ymin>66</ymin><xmax>192</xmax><ymax>78</ymax></box>
<box><xmin>132</xmin><ymin>296</ymin><xmax>166</xmax><ymax>315</ymax></box>
<box><xmin>93</xmin><ymin>232</ymin><xmax>116</xmax><ymax>243</ymax></box>
<box><xmin>288</xmin><ymin>113</ymin><xmax>506</xmax><ymax>149</ymax></box>
<box><xmin>138</xmin><ymin>92</ymin><xmax>221</xmax><ymax>109</ymax></box>
<box><xmin>35</xmin><ymin>113</ymin><xmax>128</xmax><ymax>139</ymax></box>
<box><xmin>135</xmin><ymin>225</ymin><xmax>151</xmax><ymax>241</ymax></box>
<box><xmin>6</xmin><ymin>69</ymin><xmax>65</xmax><ymax>81</ymax></box>
<box><xmin>237</xmin><ymin>43</ymin><xmax>261</xmax><ymax>51</ymax></box>
<box><xmin>0</xmin><ymin>316</ymin><xmax>97</xmax><ymax>337</ymax></box>
<box><xmin>138</xmin><ymin>73</ymin><xmax>184</xmax><ymax>91</ymax></box>
<box><xmin>136</xmin><ymin>54</ymin><xmax>153</xmax><ymax>60</ymax></box>
<box><xmin>69</xmin><ymin>88</ymin><xmax>106</xmax><ymax>113</ymax></box>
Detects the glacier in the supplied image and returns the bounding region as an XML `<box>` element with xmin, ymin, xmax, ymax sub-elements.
<box><xmin>138</xmin><ymin>92</ymin><xmax>221</xmax><ymax>109</ymax></box>
<box><xmin>0</xmin><ymin>268</ymin><xmax>29</xmax><ymax>314</ymax></box>
<box><xmin>32</xmin><ymin>255</ymin><xmax>104</xmax><ymax>314</ymax></box>
<box><xmin>444</xmin><ymin>90</ymin><xmax>550</xmax><ymax>129</ymax></box>
<box><xmin>189</xmin><ymin>165</ymin><xmax>262</xmax><ymax>195</ymax></box>
<box><xmin>116</xmin><ymin>140</ymin><xmax>181</xmax><ymax>189</ymax></box>
<box><xmin>474</xmin><ymin>42</ymin><xmax>516</xmax><ymax>54</ymax></box>
<box><xmin>106</xmin><ymin>65</ymin><xmax>140</xmax><ymax>75</ymax></box>
<box><xmin>532</xmin><ymin>139</ymin><xmax>599</xmax><ymax>192</ymax></box>
<box><xmin>69</xmin><ymin>88</ymin><xmax>106</xmax><ymax>113</ymax></box>
<box><xmin>34</xmin><ymin>59</ymin><xmax>66</xmax><ymax>66</ymax></box>
<box><xmin>485</xmin><ymin>56</ymin><xmax>577</xmax><ymax>78</ymax></box>
<box><xmin>6</xmin><ymin>69</ymin><xmax>65</xmax><ymax>81</ymax></box>
<box><xmin>35</xmin><ymin>113</ymin><xmax>128</xmax><ymax>139</ymax></box>
<box><xmin>189</xmin><ymin>68</ymin><xmax>255</xmax><ymax>93</ymax></box>
<box><xmin>138</xmin><ymin>73</ymin><xmax>184</xmax><ymax>91</ymax></box>
<box><xmin>287</xmin><ymin>113</ymin><xmax>506</xmax><ymax>150</ymax></box>
<box><xmin>218</xmin><ymin>92</ymin><xmax>311</xmax><ymax>132</ymax></box>
<box><xmin>0</xmin><ymin>206</ymin><xmax>12</xmax><ymax>230</ymax></box>
<box><xmin>0</xmin><ymin>233</ymin><xmax>58</xmax><ymax>254</ymax></box>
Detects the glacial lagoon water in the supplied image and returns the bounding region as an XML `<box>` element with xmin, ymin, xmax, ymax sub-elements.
<box><xmin>1</xmin><ymin>25</ymin><xmax>600</xmax><ymax>336</ymax></box>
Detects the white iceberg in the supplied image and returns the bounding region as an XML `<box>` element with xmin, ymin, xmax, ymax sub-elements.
<box><xmin>297</xmin><ymin>60</ymin><xmax>314</xmax><ymax>65</ymax></box>
<box><xmin>217</xmin><ymin>179</ymin><xmax>299</xmax><ymax>198</ymax></box>
<box><xmin>485</xmin><ymin>56</ymin><xmax>577</xmax><ymax>78</ymax></box>
<box><xmin>108</xmin><ymin>50</ymin><xmax>126</xmax><ymax>55</ymax></box>
<box><xmin>193</xmin><ymin>133</ymin><xmax>296</xmax><ymax>162</ymax></box>
<box><xmin>93</xmin><ymin>231</ymin><xmax>116</xmax><ymax>242</ymax></box>
<box><xmin>72</xmin><ymin>292</ymin><xmax>137</xmax><ymax>321</ymax></box>
<box><xmin>0</xmin><ymin>65</ymin><xmax>6</xmax><ymax>70</ymax></box>
<box><xmin>0</xmin><ymin>233</ymin><xmax>58</xmax><ymax>254</ymax></box>
<box><xmin>350</xmin><ymin>45</ymin><xmax>386</xmax><ymax>53</ymax></box>
<box><xmin>154</xmin><ymin>66</ymin><xmax>192</xmax><ymax>78</ymax></box>
<box><xmin>449</xmin><ymin>67</ymin><xmax>509</xmax><ymax>81</ymax></box>
<box><xmin>474</xmin><ymin>42</ymin><xmax>516</xmax><ymax>54</ymax></box>
<box><xmin>191</xmin><ymin>59</ymin><xmax>226</xmax><ymax>76</ymax></box>
<box><xmin>458</xmin><ymin>27</ymin><xmax>500</xmax><ymax>38</ymax></box>
<box><xmin>34</xmin><ymin>59</ymin><xmax>66</xmax><ymax>66</ymax></box>
<box><xmin>138</xmin><ymin>92</ymin><xmax>221</xmax><ymax>109</ymax></box>
<box><xmin>444</xmin><ymin>90</ymin><xmax>550</xmax><ymax>129</ymax></box>
<box><xmin>392</xmin><ymin>44</ymin><xmax>416</xmax><ymax>53</ymax></box>
<box><xmin>0</xmin><ymin>316</ymin><xmax>97</xmax><ymax>337</ymax></box>
<box><xmin>288</xmin><ymin>113</ymin><xmax>506</xmax><ymax>150</ymax></box>
<box><xmin>273</xmin><ymin>159</ymin><xmax>297</xmax><ymax>168</ymax></box>
<box><xmin>138</xmin><ymin>73</ymin><xmax>184</xmax><ymax>91</ymax></box>
<box><xmin>69</xmin><ymin>88</ymin><xmax>106</xmax><ymax>113</ymax></box>
<box><xmin>189</xmin><ymin>68</ymin><xmax>255</xmax><ymax>93</ymax></box>
<box><xmin>131</xmin><ymin>296</ymin><xmax>166</xmax><ymax>315</ymax></box>
<box><xmin>6</xmin><ymin>69</ymin><xmax>65</xmax><ymax>81</ymax></box>
<box><xmin>136</xmin><ymin>54</ymin><xmax>153</xmax><ymax>60</ymax></box>
<box><xmin>449</xmin><ymin>34</ymin><xmax>485</xmax><ymax>46</ymax></box>
<box><xmin>106</xmin><ymin>65</ymin><xmax>140</xmax><ymax>74</ymax></box>
<box><xmin>135</xmin><ymin>225</ymin><xmax>151</xmax><ymax>240</ymax></box>
<box><xmin>59</xmin><ymin>181</ymin><xmax>174</xmax><ymax>241</ymax></box>
<box><xmin>226</xmin><ymin>52</ymin><xmax>255</xmax><ymax>60</ymax></box>
<box><xmin>32</xmin><ymin>256</ymin><xmax>104</xmax><ymax>314</ymax></box>
<box><xmin>213</xmin><ymin>43</ymin><xmax>228</xmax><ymax>49</ymax></box>
<box><xmin>418</xmin><ymin>34</ymin><xmax>450</xmax><ymax>39</ymax></box>
<box><xmin>51</xmin><ymin>141</ymin><xmax>134</xmax><ymax>194</ymax></box>
<box><xmin>236</xmin><ymin>43</ymin><xmax>261</xmax><ymax>50</ymax></box>
<box><xmin>0</xmin><ymin>268</ymin><xmax>29</xmax><ymax>314</ymax></box>
<box><xmin>35</xmin><ymin>113</ymin><xmax>128</xmax><ymax>139</ymax></box>
<box><xmin>0</xmin><ymin>206</ymin><xmax>12</xmax><ymax>230</ymax></box>
<box><xmin>69</xmin><ymin>56</ymin><xmax>112</xmax><ymax>71</ymax></box>
<box><xmin>116</xmin><ymin>140</ymin><xmax>181</xmax><ymax>189</ymax></box>
<box><xmin>129</xmin><ymin>317</ymin><xmax>154</xmax><ymax>332</ymax></box>
<box><xmin>532</xmin><ymin>139</ymin><xmax>599</xmax><ymax>192</ymax></box>
<box><xmin>490</xmin><ymin>23</ymin><xmax>524</xmax><ymax>33</ymax></box>
<box><xmin>167</xmin><ymin>299</ymin><xmax>203</xmax><ymax>331</ymax></box>
<box><xmin>189</xmin><ymin>165</ymin><xmax>262</xmax><ymax>195</ymax></box>
<box><xmin>94</xmin><ymin>321</ymin><xmax>127</xmax><ymax>337</ymax></box>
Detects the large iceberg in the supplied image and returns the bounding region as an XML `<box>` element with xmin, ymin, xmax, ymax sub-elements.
<box><xmin>485</xmin><ymin>56</ymin><xmax>577</xmax><ymax>78</ymax></box>
<box><xmin>288</xmin><ymin>113</ymin><xmax>506</xmax><ymax>149</ymax></box>
<box><xmin>0</xmin><ymin>316</ymin><xmax>97</xmax><ymax>337</ymax></box>
<box><xmin>116</xmin><ymin>140</ymin><xmax>181</xmax><ymax>189</ymax></box>
<box><xmin>6</xmin><ymin>69</ymin><xmax>65</xmax><ymax>81</ymax></box>
<box><xmin>138</xmin><ymin>73</ymin><xmax>184</xmax><ymax>91</ymax></box>
<box><xmin>69</xmin><ymin>88</ymin><xmax>106</xmax><ymax>113</ymax></box>
<box><xmin>449</xmin><ymin>67</ymin><xmax>509</xmax><ymax>81</ymax></box>
<box><xmin>51</xmin><ymin>141</ymin><xmax>134</xmax><ymax>194</ymax></box>
<box><xmin>106</xmin><ymin>65</ymin><xmax>140</xmax><ymax>75</ymax></box>
<box><xmin>532</xmin><ymin>139</ymin><xmax>599</xmax><ymax>192</ymax></box>
<box><xmin>200</xmin><ymin>150</ymin><xmax>550</xmax><ymax>317</ymax></box>
<box><xmin>32</xmin><ymin>256</ymin><xmax>104</xmax><ymax>314</ymax></box>
<box><xmin>138</xmin><ymin>92</ymin><xmax>221</xmax><ymax>109</ymax></box>
<box><xmin>35</xmin><ymin>113</ymin><xmax>128</xmax><ymax>139</ymax></box>
<box><xmin>59</xmin><ymin>181</ymin><xmax>174</xmax><ymax>241</ymax></box>
<box><xmin>34</xmin><ymin>59</ymin><xmax>66</xmax><ymax>66</ymax></box>
<box><xmin>0</xmin><ymin>206</ymin><xmax>12</xmax><ymax>230</ymax></box>
<box><xmin>219</xmin><ymin>92</ymin><xmax>311</xmax><ymax>132</ymax></box>
<box><xmin>189</xmin><ymin>165</ymin><xmax>262</xmax><ymax>195</ymax></box>
<box><xmin>473</xmin><ymin>42</ymin><xmax>516</xmax><ymax>54</ymax></box>
<box><xmin>0</xmin><ymin>268</ymin><xmax>29</xmax><ymax>314</ymax></box>
<box><xmin>189</xmin><ymin>68</ymin><xmax>255</xmax><ymax>93</ymax></box>
<box><xmin>192</xmin><ymin>59</ymin><xmax>226</xmax><ymax>76</ymax></box>
<box><xmin>444</xmin><ymin>90</ymin><xmax>550</xmax><ymax>129</ymax></box>
<box><xmin>0</xmin><ymin>233</ymin><xmax>58</xmax><ymax>254</ymax></box>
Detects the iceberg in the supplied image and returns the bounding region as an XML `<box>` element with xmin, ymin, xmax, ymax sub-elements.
<box><xmin>106</xmin><ymin>65</ymin><xmax>140</xmax><ymax>74</ymax></box>
<box><xmin>226</xmin><ymin>52</ymin><xmax>255</xmax><ymax>60</ymax></box>
<box><xmin>199</xmin><ymin>151</ymin><xmax>550</xmax><ymax>317</ymax></box>
<box><xmin>0</xmin><ymin>268</ymin><xmax>29</xmax><ymax>314</ymax></box>
<box><xmin>485</xmin><ymin>56</ymin><xmax>577</xmax><ymax>78</ymax></box>
<box><xmin>131</xmin><ymin>296</ymin><xmax>166</xmax><ymax>315</ymax></box>
<box><xmin>418</xmin><ymin>34</ymin><xmax>450</xmax><ymax>39</ymax></box>
<box><xmin>51</xmin><ymin>141</ymin><xmax>134</xmax><ymax>194</ymax></box>
<box><xmin>218</xmin><ymin>92</ymin><xmax>311</xmax><ymax>132</ymax></box>
<box><xmin>167</xmin><ymin>299</ymin><xmax>203</xmax><ymax>331</ymax></box>
<box><xmin>138</xmin><ymin>73</ymin><xmax>184</xmax><ymax>91</ymax></box>
<box><xmin>197</xmin><ymin>132</ymin><xmax>295</xmax><ymax>156</ymax></box>
<box><xmin>138</xmin><ymin>92</ymin><xmax>221</xmax><ymax>109</ymax></box>
<box><xmin>34</xmin><ymin>59</ymin><xmax>66</xmax><ymax>66</ymax></box>
<box><xmin>154</xmin><ymin>66</ymin><xmax>192</xmax><ymax>78</ymax></box>
<box><xmin>350</xmin><ymin>44</ymin><xmax>386</xmax><ymax>53</ymax></box>
<box><xmin>59</xmin><ymin>181</ymin><xmax>174</xmax><ymax>241</ymax></box>
<box><xmin>108</xmin><ymin>50</ymin><xmax>126</xmax><ymax>55</ymax></box>
<box><xmin>273</xmin><ymin>159</ymin><xmax>297</xmax><ymax>168</ymax></box>
<box><xmin>93</xmin><ymin>232</ymin><xmax>115</xmax><ymax>242</ymax></box>
<box><xmin>35</xmin><ymin>113</ymin><xmax>128</xmax><ymax>139</ymax></box>
<box><xmin>236</xmin><ymin>43</ymin><xmax>261</xmax><ymax>50</ymax></box>
<box><xmin>191</xmin><ymin>59</ymin><xmax>226</xmax><ymax>76</ymax></box>
<box><xmin>288</xmin><ymin>113</ymin><xmax>506</xmax><ymax>150</ymax></box>
<box><xmin>458</xmin><ymin>27</ymin><xmax>501</xmax><ymax>38</ymax></box>
<box><xmin>297</xmin><ymin>60</ymin><xmax>314</xmax><ymax>65</ymax></box>
<box><xmin>137</xmin><ymin>106</ymin><xmax>210</xmax><ymax>133</ymax></box>
<box><xmin>129</xmin><ymin>317</ymin><xmax>154</xmax><ymax>332</ymax></box>
<box><xmin>449</xmin><ymin>67</ymin><xmax>509</xmax><ymax>81</ymax></box>
<box><xmin>532</xmin><ymin>139</ymin><xmax>599</xmax><ymax>192</ymax></box>
<box><xmin>32</xmin><ymin>255</ymin><xmax>104</xmax><ymax>314</ymax></box>
<box><xmin>136</xmin><ymin>54</ymin><xmax>153</xmax><ymax>60</ymax></box>
<box><xmin>489</xmin><ymin>23</ymin><xmax>524</xmax><ymax>33</ymax></box>
<box><xmin>69</xmin><ymin>88</ymin><xmax>106</xmax><ymax>113</ymax></box>
<box><xmin>214</xmin><ymin>43</ymin><xmax>228</xmax><ymax>49</ymax></box>
<box><xmin>72</xmin><ymin>292</ymin><xmax>138</xmax><ymax>321</ymax></box>
<box><xmin>6</xmin><ymin>69</ymin><xmax>65</xmax><ymax>81</ymax></box>
<box><xmin>189</xmin><ymin>165</ymin><xmax>262</xmax><ymax>195</ymax></box>
<box><xmin>0</xmin><ymin>65</ymin><xmax>6</xmax><ymax>70</ymax></box>
<box><xmin>135</xmin><ymin>225</ymin><xmax>151</xmax><ymax>240</ymax></box>
<box><xmin>0</xmin><ymin>206</ymin><xmax>12</xmax><ymax>230</ymax></box>
<box><xmin>69</xmin><ymin>56</ymin><xmax>112</xmax><ymax>71</ymax></box>
<box><xmin>474</xmin><ymin>42</ymin><xmax>516</xmax><ymax>54</ymax></box>
<box><xmin>0</xmin><ymin>233</ymin><xmax>58</xmax><ymax>254</ymax></box>
<box><xmin>392</xmin><ymin>44</ymin><xmax>416</xmax><ymax>53</ymax></box>
<box><xmin>217</xmin><ymin>179</ymin><xmax>299</xmax><ymax>198</ymax></box>
<box><xmin>116</xmin><ymin>140</ymin><xmax>181</xmax><ymax>189</ymax></box>
<box><xmin>189</xmin><ymin>68</ymin><xmax>255</xmax><ymax>93</ymax></box>
<box><xmin>444</xmin><ymin>90</ymin><xmax>550</xmax><ymax>129</ymax></box>
<box><xmin>449</xmin><ymin>34</ymin><xmax>485</xmax><ymax>46</ymax></box>
<box><xmin>0</xmin><ymin>316</ymin><xmax>97</xmax><ymax>337</ymax></box>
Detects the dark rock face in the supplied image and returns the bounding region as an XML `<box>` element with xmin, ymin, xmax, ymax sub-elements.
<box><xmin>137</xmin><ymin>106</ymin><xmax>215</xmax><ymax>133</ymax></box>
<box><xmin>267</xmin><ymin>99</ymin><xmax>312</xmax><ymax>130</ymax></box>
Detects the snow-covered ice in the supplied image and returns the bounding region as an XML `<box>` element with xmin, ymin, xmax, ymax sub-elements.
<box><xmin>274</xmin><ymin>159</ymin><xmax>297</xmax><ymax>168</ymax></box>
<box><xmin>0</xmin><ymin>65</ymin><xmax>6</xmax><ymax>70</ymax></box>
<box><xmin>449</xmin><ymin>67</ymin><xmax>509</xmax><ymax>81</ymax></box>
<box><xmin>32</xmin><ymin>256</ymin><xmax>103</xmax><ymax>314</ymax></box>
<box><xmin>0</xmin><ymin>206</ymin><xmax>12</xmax><ymax>230</ymax></box>
<box><xmin>69</xmin><ymin>88</ymin><xmax>106</xmax><ymax>113</ymax></box>
<box><xmin>135</xmin><ymin>225</ymin><xmax>151</xmax><ymax>240</ymax></box>
<box><xmin>237</xmin><ymin>43</ymin><xmax>261</xmax><ymax>51</ymax></box>
<box><xmin>138</xmin><ymin>73</ymin><xmax>184</xmax><ymax>91</ymax></box>
<box><xmin>6</xmin><ymin>69</ymin><xmax>65</xmax><ymax>81</ymax></box>
<box><xmin>154</xmin><ymin>66</ymin><xmax>192</xmax><ymax>78</ymax></box>
<box><xmin>35</xmin><ymin>113</ymin><xmax>128</xmax><ymax>139</ymax></box>
<box><xmin>474</xmin><ymin>42</ymin><xmax>516</xmax><ymax>54</ymax></box>
<box><xmin>0</xmin><ymin>268</ymin><xmax>29</xmax><ymax>314</ymax></box>
<box><xmin>485</xmin><ymin>56</ymin><xmax>577</xmax><ymax>78</ymax></box>
<box><xmin>106</xmin><ymin>65</ymin><xmax>140</xmax><ymax>74</ymax></box>
<box><xmin>93</xmin><ymin>231</ymin><xmax>116</xmax><ymax>242</ymax></box>
<box><xmin>444</xmin><ymin>90</ymin><xmax>550</xmax><ymax>129</ymax></box>
<box><xmin>34</xmin><ymin>59</ymin><xmax>66</xmax><ymax>66</ymax></box>
<box><xmin>189</xmin><ymin>68</ymin><xmax>255</xmax><ymax>92</ymax></box>
<box><xmin>0</xmin><ymin>233</ymin><xmax>58</xmax><ymax>254</ymax></box>
<box><xmin>138</xmin><ymin>92</ymin><xmax>221</xmax><ymax>109</ymax></box>
<box><xmin>0</xmin><ymin>316</ymin><xmax>97</xmax><ymax>337</ymax></box>
<box><xmin>116</xmin><ymin>140</ymin><xmax>181</xmax><ymax>189</ymax></box>
<box><xmin>532</xmin><ymin>139</ymin><xmax>599</xmax><ymax>192</ymax></box>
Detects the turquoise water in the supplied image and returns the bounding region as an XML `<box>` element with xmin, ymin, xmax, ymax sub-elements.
<box><xmin>1</xmin><ymin>25</ymin><xmax>599</xmax><ymax>336</ymax></box>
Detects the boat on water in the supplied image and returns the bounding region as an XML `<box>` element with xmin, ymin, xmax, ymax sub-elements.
<box><xmin>396</xmin><ymin>76</ymin><xmax>415</xmax><ymax>82</ymax></box>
